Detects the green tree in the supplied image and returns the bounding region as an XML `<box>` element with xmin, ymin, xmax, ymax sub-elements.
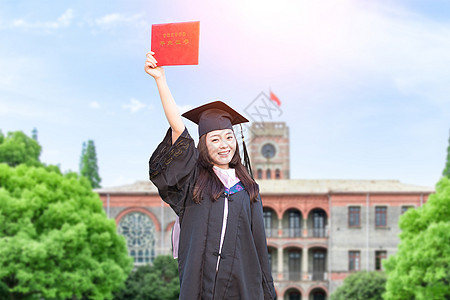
<box><xmin>0</xmin><ymin>281</ymin><xmax>9</xmax><ymax>299</ymax></box>
<box><xmin>443</xmin><ymin>130</ymin><xmax>450</xmax><ymax>179</ymax></box>
<box><xmin>331</xmin><ymin>271</ymin><xmax>386</xmax><ymax>300</ymax></box>
<box><xmin>114</xmin><ymin>255</ymin><xmax>180</xmax><ymax>300</ymax></box>
<box><xmin>0</xmin><ymin>130</ymin><xmax>42</xmax><ymax>167</ymax></box>
<box><xmin>80</xmin><ymin>140</ymin><xmax>101</xmax><ymax>188</ymax></box>
<box><xmin>0</xmin><ymin>163</ymin><xmax>133</xmax><ymax>300</ymax></box>
<box><xmin>383</xmin><ymin>177</ymin><xmax>450</xmax><ymax>300</ymax></box>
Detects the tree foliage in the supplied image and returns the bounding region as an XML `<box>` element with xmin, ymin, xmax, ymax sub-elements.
<box><xmin>331</xmin><ymin>271</ymin><xmax>386</xmax><ymax>300</ymax></box>
<box><xmin>443</xmin><ymin>130</ymin><xmax>450</xmax><ymax>179</ymax></box>
<box><xmin>383</xmin><ymin>177</ymin><xmax>450</xmax><ymax>300</ymax></box>
<box><xmin>0</xmin><ymin>130</ymin><xmax>42</xmax><ymax>167</ymax></box>
<box><xmin>0</xmin><ymin>280</ymin><xmax>9</xmax><ymax>299</ymax></box>
<box><xmin>80</xmin><ymin>140</ymin><xmax>101</xmax><ymax>188</ymax></box>
<box><xmin>114</xmin><ymin>255</ymin><xmax>180</xmax><ymax>300</ymax></box>
<box><xmin>0</xmin><ymin>163</ymin><xmax>133</xmax><ymax>300</ymax></box>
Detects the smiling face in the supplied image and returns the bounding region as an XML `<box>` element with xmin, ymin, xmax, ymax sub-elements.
<box><xmin>205</xmin><ymin>129</ymin><xmax>237</xmax><ymax>169</ymax></box>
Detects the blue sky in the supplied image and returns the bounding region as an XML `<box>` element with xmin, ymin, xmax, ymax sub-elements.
<box><xmin>1</xmin><ymin>0</ymin><xmax>449</xmax><ymax>188</ymax></box>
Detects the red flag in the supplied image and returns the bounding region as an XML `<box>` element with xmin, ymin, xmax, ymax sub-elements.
<box><xmin>270</xmin><ymin>90</ymin><xmax>281</xmax><ymax>106</ymax></box>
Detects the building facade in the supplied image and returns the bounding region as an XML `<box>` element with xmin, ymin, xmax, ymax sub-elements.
<box><xmin>95</xmin><ymin>122</ymin><xmax>433</xmax><ymax>300</ymax></box>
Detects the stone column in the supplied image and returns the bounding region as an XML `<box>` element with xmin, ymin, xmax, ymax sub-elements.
<box><xmin>278</xmin><ymin>213</ymin><xmax>283</xmax><ymax>238</ymax></box>
<box><xmin>277</xmin><ymin>246</ymin><xmax>284</xmax><ymax>280</ymax></box>
<box><xmin>302</xmin><ymin>291</ymin><xmax>309</xmax><ymax>300</ymax></box>
<box><xmin>302</xmin><ymin>247</ymin><xmax>309</xmax><ymax>280</ymax></box>
<box><xmin>302</xmin><ymin>249</ymin><xmax>310</xmax><ymax>300</ymax></box>
<box><xmin>303</xmin><ymin>217</ymin><xmax>308</xmax><ymax>237</ymax></box>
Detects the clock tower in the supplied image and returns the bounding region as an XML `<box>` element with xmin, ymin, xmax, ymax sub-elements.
<box><xmin>248</xmin><ymin>122</ymin><xmax>290</xmax><ymax>179</ymax></box>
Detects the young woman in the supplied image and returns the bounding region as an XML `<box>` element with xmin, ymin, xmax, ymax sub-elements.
<box><xmin>145</xmin><ymin>51</ymin><xmax>276</xmax><ymax>300</ymax></box>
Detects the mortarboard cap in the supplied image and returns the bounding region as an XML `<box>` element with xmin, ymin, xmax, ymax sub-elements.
<box><xmin>182</xmin><ymin>100</ymin><xmax>254</xmax><ymax>178</ymax></box>
<box><xmin>182</xmin><ymin>101</ymin><xmax>249</xmax><ymax>137</ymax></box>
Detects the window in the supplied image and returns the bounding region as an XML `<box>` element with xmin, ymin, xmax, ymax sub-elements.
<box><xmin>275</xmin><ymin>169</ymin><xmax>281</xmax><ymax>179</ymax></box>
<box><xmin>288</xmin><ymin>250</ymin><xmax>301</xmax><ymax>280</ymax></box>
<box><xmin>311</xmin><ymin>290</ymin><xmax>326</xmax><ymax>300</ymax></box>
<box><xmin>288</xmin><ymin>291</ymin><xmax>301</xmax><ymax>300</ymax></box>
<box><xmin>348</xmin><ymin>206</ymin><xmax>360</xmax><ymax>227</ymax></box>
<box><xmin>401</xmin><ymin>206</ymin><xmax>413</xmax><ymax>214</ymax></box>
<box><xmin>349</xmin><ymin>251</ymin><xmax>360</xmax><ymax>271</ymax></box>
<box><xmin>261</xmin><ymin>143</ymin><xmax>276</xmax><ymax>159</ymax></box>
<box><xmin>118</xmin><ymin>212</ymin><xmax>155</xmax><ymax>264</ymax></box>
<box><xmin>263</xmin><ymin>208</ymin><xmax>273</xmax><ymax>237</ymax></box>
<box><xmin>268</xmin><ymin>248</ymin><xmax>272</xmax><ymax>270</ymax></box>
<box><xmin>375</xmin><ymin>250</ymin><xmax>387</xmax><ymax>271</ymax></box>
<box><xmin>263</xmin><ymin>209</ymin><xmax>272</xmax><ymax>229</ymax></box>
<box><xmin>312</xmin><ymin>209</ymin><xmax>326</xmax><ymax>237</ymax></box>
<box><xmin>375</xmin><ymin>206</ymin><xmax>387</xmax><ymax>227</ymax></box>
<box><xmin>312</xmin><ymin>251</ymin><xmax>326</xmax><ymax>280</ymax></box>
<box><xmin>266</xmin><ymin>169</ymin><xmax>271</xmax><ymax>179</ymax></box>
<box><xmin>257</xmin><ymin>169</ymin><xmax>262</xmax><ymax>179</ymax></box>
<box><xmin>288</xmin><ymin>210</ymin><xmax>302</xmax><ymax>237</ymax></box>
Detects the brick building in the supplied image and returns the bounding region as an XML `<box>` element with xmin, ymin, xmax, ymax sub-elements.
<box><xmin>95</xmin><ymin>122</ymin><xmax>434</xmax><ymax>300</ymax></box>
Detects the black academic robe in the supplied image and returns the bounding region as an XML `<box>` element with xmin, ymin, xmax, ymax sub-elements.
<box><xmin>149</xmin><ymin>128</ymin><xmax>276</xmax><ymax>300</ymax></box>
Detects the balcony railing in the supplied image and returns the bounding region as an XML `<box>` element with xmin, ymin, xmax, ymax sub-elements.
<box><xmin>280</xmin><ymin>272</ymin><xmax>328</xmax><ymax>281</ymax></box>
<box><xmin>265</xmin><ymin>228</ymin><xmax>278</xmax><ymax>238</ymax></box>
<box><xmin>265</xmin><ymin>227</ymin><xmax>329</xmax><ymax>238</ymax></box>
<box><xmin>282</xmin><ymin>271</ymin><xmax>303</xmax><ymax>281</ymax></box>
<box><xmin>308</xmin><ymin>228</ymin><xmax>328</xmax><ymax>238</ymax></box>
<box><xmin>311</xmin><ymin>271</ymin><xmax>327</xmax><ymax>281</ymax></box>
<box><xmin>282</xmin><ymin>228</ymin><xmax>302</xmax><ymax>238</ymax></box>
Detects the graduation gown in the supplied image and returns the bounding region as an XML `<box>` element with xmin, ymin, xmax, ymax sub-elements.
<box><xmin>149</xmin><ymin>128</ymin><xmax>276</xmax><ymax>300</ymax></box>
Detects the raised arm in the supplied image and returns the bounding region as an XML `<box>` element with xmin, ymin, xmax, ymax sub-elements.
<box><xmin>145</xmin><ymin>51</ymin><xmax>184</xmax><ymax>144</ymax></box>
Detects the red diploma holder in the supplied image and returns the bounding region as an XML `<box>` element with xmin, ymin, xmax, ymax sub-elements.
<box><xmin>151</xmin><ymin>21</ymin><xmax>200</xmax><ymax>66</ymax></box>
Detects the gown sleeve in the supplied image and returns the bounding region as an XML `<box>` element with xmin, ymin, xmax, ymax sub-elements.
<box><xmin>149</xmin><ymin>127</ymin><xmax>198</xmax><ymax>217</ymax></box>
<box><xmin>252</xmin><ymin>194</ymin><xmax>277</xmax><ymax>300</ymax></box>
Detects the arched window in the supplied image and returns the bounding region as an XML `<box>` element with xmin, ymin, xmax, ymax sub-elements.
<box><xmin>289</xmin><ymin>210</ymin><xmax>302</xmax><ymax>237</ymax></box>
<box><xmin>288</xmin><ymin>290</ymin><xmax>301</xmax><ymax>300</ymax></box>
<box><xmin>312</xmin><ymin>209</ymin><xmax>326</xmax><ymax>237</ymax></box>
<box><xmin>310</xmin><ymin>288</ymin><xmax>326</xmax><ymax>300</ymax></box>
<box><xmin>263</xmin><ymin>208</ymin><xmax>272</xmax><ymax>236</ymax></box>
<box><xmin>118</xmin><ymin>212</ymin><xmax>156</xmax><ymax>264</ymax></box>
<box><xmin>288</xmin><ymin>249</ymin><xmax>301</xmax><ymax>281</ymax></box>
<box><xmin>275</xmin><ymin>169</ymin><xmax>281</xmax><ymax>179</ymax></box>
<box><xmin>266</xmin><ymin>169</ymin><xmax>271</xmax><ymax>179</ymax></box>
<box><xmin>257</xmin><ymin>169</ymin><xmax>263</xmax><ymax>179</ymax></box>
<box><xmin>312</xmin><ymin>250</ymin><xmax>326</xmax><ymax>280</ymax></box>
<box><xmin>285</xmin><ymin>288</ymin><xmax>301</xmax><ymax>300</ymax></box>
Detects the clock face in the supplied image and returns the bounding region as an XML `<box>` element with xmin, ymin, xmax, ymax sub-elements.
<box><xmin>262</xmin><ymin>143</ymin><xmax>276</xmax><ymax>159</ymax></box>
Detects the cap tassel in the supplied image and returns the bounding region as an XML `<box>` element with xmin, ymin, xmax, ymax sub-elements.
<box><xmin>240</xmin><ymin>124</ymin><xmax>254</xmax><ymax>179</ymax></box>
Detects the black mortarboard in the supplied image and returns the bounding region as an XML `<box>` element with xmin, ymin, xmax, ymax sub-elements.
<box><xmin>182</xmin><ymin>101</ymin><xmax>253</xmax><ymax>178</ymax></box>
<box><xmin>182</xmin><ymin>101</ymin><xmax>249</xmax><ymax>137</ymax></box>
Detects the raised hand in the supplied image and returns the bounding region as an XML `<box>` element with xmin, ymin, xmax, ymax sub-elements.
<box><xmin>145</xmin><ymin>51</ymin><xmax>165</xmax><ymax>79</ymax></box>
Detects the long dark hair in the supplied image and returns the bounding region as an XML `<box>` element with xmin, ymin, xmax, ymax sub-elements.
<box><xmin>192</xmin><ymin>133</ymin><xmax>259</xmax><ymax>203</ymax></box>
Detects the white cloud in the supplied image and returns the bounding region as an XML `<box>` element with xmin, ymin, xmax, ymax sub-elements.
<box><xmin>192</xmin><ymin>0</ymin><xmax>450</xmax><ymax>110</ymax></box>
<box><xmin>95</xmin><ymin>13</ymin><xmax>123</xmax><ymax>25</ymax></box>
<box><xmin>3</xmin><ymin>9</ymin><xmax>74</xmax><ymax>31</ymax></box>
<box><xmin>89</xmin><ymin>101</ymin><xmax>100</xmax><ymax>109</ymax></box>
<box><xmin>122</xmin><ymin>98</ymin><xmax>150</xmax><ymax>113</ymax></box>
<box><xmin>56</xmin><ymin>9</ymin><xmax>74</xmax><ymax>27</ymax></box>
<box><xmin>94</xmin><ymin>12</ymin><xmax>148</xmax><ymax>29</ymax></box>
